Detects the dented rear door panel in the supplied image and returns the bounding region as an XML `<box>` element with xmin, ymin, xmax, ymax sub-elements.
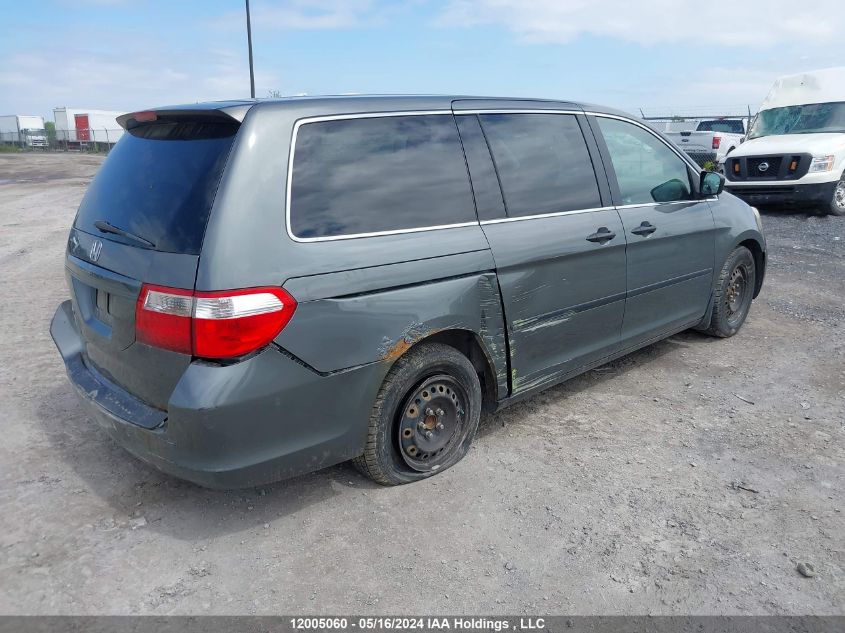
<box><xmin>481</xmin><ymin>212</ymin><xmax>627</xmax><ymax>394</ymax></box>
<box><xmin>278</xmin><ymin>264</ymin><xmax>509</xmax><ymax>400</ymax></box>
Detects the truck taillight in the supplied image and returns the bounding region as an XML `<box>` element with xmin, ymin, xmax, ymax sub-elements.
<box><xmin>712</xmin><ymin>136</ymin><xmax>722</xmax><ymax>149</ymax></box>
<box><xmin>136</xmin><ymin>285</ymin><xmax>296</xmax><ymax>358</ymax></box>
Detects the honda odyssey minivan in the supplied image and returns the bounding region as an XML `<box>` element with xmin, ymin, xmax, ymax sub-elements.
<box><xmin>50</xmin><ymin>95</ymin><xmax>766</xmax><ymax>487</ymax></box>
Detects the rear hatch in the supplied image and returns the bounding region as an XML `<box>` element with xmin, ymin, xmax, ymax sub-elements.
<box><xmin>66</xmin><ymin>111</ymin><xmax>241</xmax><ymax>410</ymax></box>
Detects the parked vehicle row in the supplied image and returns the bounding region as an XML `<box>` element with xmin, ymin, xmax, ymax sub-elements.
<box><xmin>51</xmin><ymin>95</ymin><xmax>766</xmax><ymax>488</ymax></box>
<box><xmin>1</xmin><ymin>109</ymin><xmax>126</xmax><ymax>150</ymax></box>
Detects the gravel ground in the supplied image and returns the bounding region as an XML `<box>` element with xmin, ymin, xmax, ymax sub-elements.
<box><xmin>0</xmin><ymin>153</ymin><xmax>842</xmax><ymax>615</ymax></box>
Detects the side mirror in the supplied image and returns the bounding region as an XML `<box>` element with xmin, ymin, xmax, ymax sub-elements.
<box><xmin>700</xmin><ymin>170</ymin><xmax>725</xmax><ymax>196</ymax></box>
<box><xmin>651</xmin><ymin>178</ymin><xmax>689</xmax><ymax>203</ymax></box>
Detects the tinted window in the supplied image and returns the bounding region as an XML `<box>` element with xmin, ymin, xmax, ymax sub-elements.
<box><xmin>455</xmin><ymin>115</ymin><xmax>506</xmax><ymax>221</ymax></box>
<box><xmin>290</xmin><ymin>115</ymin><xmax>476</xmax><ymax>239</ymax></box>
<box><xmin>697</xmin><ymin>119</ymin><xmax>745</xmax><ymax>134</ymax></box>
<box><xmin>74</xmin><ymin>120</ymin><xmax>238</xmax><ymax>254</ymax></box>
<box><xmin>597</xmin><ymin>117</ymin><xmax>693</xmax><ymax>205</ymax></box>
<box><xmin>478</xmin><ymin>114</ymin><xmax>601</xmax><ymax>217</ymax></box>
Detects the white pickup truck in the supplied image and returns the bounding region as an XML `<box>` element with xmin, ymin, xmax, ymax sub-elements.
<box><xmin>664</xmin><ymin>119</ymin><xmax>747</xmax><ymax>167</ymax></box>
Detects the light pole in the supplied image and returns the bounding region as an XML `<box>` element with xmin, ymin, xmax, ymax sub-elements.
<box><xmin>245</xmin><ymin>0</ymin><xmax>256</xmax><ymax>98</ymax></box>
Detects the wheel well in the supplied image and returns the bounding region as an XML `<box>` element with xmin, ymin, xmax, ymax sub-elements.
<box><xmin>739</xmin><ymin>238</ymin><xmax>765</xmax><ymax>297</ymax></box>
<box><xmin>416</xmin><ymin>330</ymin><xmax>499</xmax><ymax>412</ymax></box>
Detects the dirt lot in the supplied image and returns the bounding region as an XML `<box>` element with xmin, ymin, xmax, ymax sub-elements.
<box><xmin>0</xmin><ymin>153</ymin><xmax>842</xmax><ymax>615</ymax></box>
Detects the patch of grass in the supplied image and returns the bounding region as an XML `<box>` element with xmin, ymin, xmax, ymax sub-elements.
<box><xmin>0</xmin><ymin>144</ymin><xmax>23</xmax><ymax>153</ymax></box>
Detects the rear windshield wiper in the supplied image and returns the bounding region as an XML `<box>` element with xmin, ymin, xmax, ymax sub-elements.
<box><xmin>94</xmin><ymin>220</ymin><xmax>156</xmax><ymax>249</ymax></box>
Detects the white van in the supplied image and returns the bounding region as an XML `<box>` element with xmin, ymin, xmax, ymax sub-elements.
<box><xmin>724</xmin><ymin>68</ymin><xmax>845</xmax><ymax>215</ymax></box>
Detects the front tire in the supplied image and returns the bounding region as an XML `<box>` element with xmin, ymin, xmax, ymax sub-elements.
<box><xmin>829</xmin><ymin>174</ymin><xmax>845</xmax><ymax>216</ymax></box>
<box><xmin>353</xmin><ymin>343</ymin><xmax>482</xmax><ymax>486</ymax></box>
<box><xmin>704</xmin><ymin>246</ymin><xmax>756</xmax><ymax>338</ymax></box>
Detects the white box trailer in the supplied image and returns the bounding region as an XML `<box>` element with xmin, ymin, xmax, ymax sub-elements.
<box><xmin>0</xmin><ymin>114</ymin><xmax>48</xmax><ymax>147</ymax></box>
<box><xmin>53</xmin><ymin>107</ymin><xmax>124</xmax><ymax>145</ymax></box>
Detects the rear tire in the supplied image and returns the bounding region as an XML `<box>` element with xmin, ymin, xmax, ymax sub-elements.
<box><xmin>828</xmin><ymin>174</ymin><xmax>845</xmax><ymax>216</ymax></box>
<box><xmin>704</xmin><ymin>246</ymin><xmax>756</xmax><ymax>338</ymax></box>
<box><xmin>353</xmin><ymin>343</ymin><xmax>481</xmax><ymax>486</ymax></box>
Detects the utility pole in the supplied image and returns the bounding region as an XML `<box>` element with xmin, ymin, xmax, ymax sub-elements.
<box><xmin>245</xmin><ymin>0</ymin><xmax>256</xmax><ymax>98</ymax></box>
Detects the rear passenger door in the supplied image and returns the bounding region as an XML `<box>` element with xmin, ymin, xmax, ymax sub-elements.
<box><xmin>456</xmin><ymin>108</ymin><xmax>626</xmax><ymax>394</ymax></box>
<box><xmin>589</xmin><ymin>115</ymin><xmax>716</xmax><ymax>348</ymax></box>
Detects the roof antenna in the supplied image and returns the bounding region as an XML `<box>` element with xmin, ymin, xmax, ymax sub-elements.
<box><xmin>245</xmin><ymin>0</ymin><xmax>256</xmax><ymax>98</ymax></box>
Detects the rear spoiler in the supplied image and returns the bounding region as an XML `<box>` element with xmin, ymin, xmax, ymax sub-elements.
<box><xmin>116</xmin><ymin>104</ymin><xmax>253</xmax><ymax>130</ymax></box>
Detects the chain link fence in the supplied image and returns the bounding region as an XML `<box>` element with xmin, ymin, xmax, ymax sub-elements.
<box><xmin>0</xmin><ymin>128</ymin><xmax>124</xmax><ymax>152</ymax></box>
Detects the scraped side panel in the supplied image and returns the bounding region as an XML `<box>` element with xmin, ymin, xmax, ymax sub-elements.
<box><xmin>276</xmin><ymin>272</ymin><xmax>509</xmax><ymax>400</ymax></box>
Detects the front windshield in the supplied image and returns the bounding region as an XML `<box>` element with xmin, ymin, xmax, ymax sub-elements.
<box><xmin>748</xmin><ymin>102</ymin><xmax>845</xmax><ymax>139</ymax></box>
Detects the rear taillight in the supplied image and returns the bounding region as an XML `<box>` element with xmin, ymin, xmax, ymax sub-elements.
<box><xmin>712</xmin><ymin>136</ymin><xmax>722</xmax><ymax>150</ymax></box>
<box><xmin>136</xmin><ymin>285</ymin><xmax>296</xmax><ymax>359</ymax></box>
<box><xmin>136</xmin><ymin>285</ymin><xmax>193</xmax><ymax>354</ymax></box>
<box><xmin>193</xmin><ymin>288</ymin><xmax>295</xmax><ymax>358</ymax></box>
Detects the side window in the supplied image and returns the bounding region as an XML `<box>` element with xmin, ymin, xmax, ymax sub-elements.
<box><xmin>597</xmin><ymin>117</ymin><xmax>693</xmax><ymax>205</ymax></box>
<box><xmin>478</xmin><ymin>114</ymin><xmax>602</xmax><ymax>217</ymax></box>
<box><xmin>290</xmin><ymin>114</ymin><xmax>476</xmax><ymax>239</ymax></box>
<box><xmin>455</xmin><ymin>115</ymin><xmax>507</xmax><ymax>221</ymax></box>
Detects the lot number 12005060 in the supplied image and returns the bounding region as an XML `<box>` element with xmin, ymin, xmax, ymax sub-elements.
<box><xmin>290</xmin><ymin>618</ymin><xmax>348</xmax><ymax>630</ymax></box>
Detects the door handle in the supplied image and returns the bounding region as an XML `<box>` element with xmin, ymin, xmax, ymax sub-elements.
<box><xmin>631</xmin><ymin>221</ymin><xmax>657</xmax><ymax>237</ymax></box>
<box><xmin>586</xmin><ymin>227</ymin><xmax>616</xmax><ymax>244</ymax></box>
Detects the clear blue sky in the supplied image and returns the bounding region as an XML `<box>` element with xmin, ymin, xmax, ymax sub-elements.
<box><xmin>2</xmin><ymin>0</ymin><xmax>843</xmax><ymax>120</ymax></box>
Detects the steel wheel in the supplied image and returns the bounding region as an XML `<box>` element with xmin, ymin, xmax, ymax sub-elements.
<box><xmin>834</xmin><ymin>177</ymin><xmax>845</xmax><ymax>214</ymax></box>
<box><xmin>725</xmin><ymin>262</ymin><xmax>751</xmax><ymax>327</ymax></box>
<box><xmin>397</xmin><ymin>375</ymin><xmax>469</xmax><ymax>471</ymax></box>
<box><xmin>703</xmin><ymin>245</ymin><xmax>756</xmax><ymax>338</ymax></box>
<box><xmin>353</xmin><ymin>342</ymin><xmax>482</xmax><ymax>485</ymax></box>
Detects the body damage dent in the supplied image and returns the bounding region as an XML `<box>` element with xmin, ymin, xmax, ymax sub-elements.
<box><xmin>512</xmin><ymin>311</ymin><xmax>576</xmax><ymax>334</ymax></box>
<box><xmin>378</xmin><ymin>322</ymin><xmax>429</xmax><ymax>362</ymax></box>
<box><xmin>372</xmin><ymin>275</ymin><xmax>509</xmax><ymax>399</ymax></box>
<box><xmin>277</xmin><ymin>273</ymin><xmax>508</xmax><ymax>398</ymax></box>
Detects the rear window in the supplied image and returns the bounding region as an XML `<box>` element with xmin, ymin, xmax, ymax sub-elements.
<box><xmin>697</xmin><ymin>120</ymin><xmax>745</xmax><ymax>134</ymax></box>
<box><xmin>289</xmin><ymin>114</ymin><xmax>476</xmax><ymax>239</ymax></box>
<box><xmin>74</xmin><ymin>120</ymin><xmax>238</xmax><ymax>254</ymax></box>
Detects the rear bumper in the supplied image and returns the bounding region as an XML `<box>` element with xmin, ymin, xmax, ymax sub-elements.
<box><xmin>725</xmin><ymin>181</ymin><xmax>837</xmax><ymax>207</ymax></box>
<box><xmin>50</xmin><ymin>300</ymin><xmax>385</xmax><ymax>488</ymax></box>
